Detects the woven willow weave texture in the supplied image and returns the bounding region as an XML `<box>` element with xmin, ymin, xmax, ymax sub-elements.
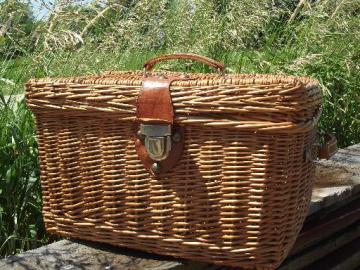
<box><xmin>26</xmin><ymin>71</ymin><xmax>321</xmax><ymax>270</ymax></box>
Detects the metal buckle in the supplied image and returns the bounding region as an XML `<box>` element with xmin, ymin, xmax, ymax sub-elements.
<box><xmin>138</xmin><ymin>124</ymin><xmax>172</xmax><ymax>161</ymax></box>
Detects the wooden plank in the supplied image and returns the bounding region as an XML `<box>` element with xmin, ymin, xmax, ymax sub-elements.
<box><xmin>302</xmin><ymin>238</ymin><xmax>360</xmax><ymax>270</ymax></box>
<box><xmin>279</xmin><ymin>222</ymin><xmax>360</xmax><ymax>270</ymax></box>
<box><xmin>310</xmin><ymin>143</ymin><xmax>360</xmax><ymax>215</ymax></box>
<box><xmin>309</xmin><ymin>185</ymin><xmax>360</xmax><ymax>215</ymax></box>
<box><xmin>0</xmin><ymin>240</ymin><xmax>215</xmax><ymax>270</ymax></box>
<box><xmin>290</xmin><ymin>198</ymin><xmax>360</xmax><ymax>255</ymax></box>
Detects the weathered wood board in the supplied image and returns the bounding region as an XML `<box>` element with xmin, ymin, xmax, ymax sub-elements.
<box><xmin>0</xmin><ymin>239</ymin><xmax>218</xmax><ymax>270</ymax></box>
<box><xmin>310</xmin><ymin>143</ymin><xmax>360</xmax><ymax>215</ymax></box>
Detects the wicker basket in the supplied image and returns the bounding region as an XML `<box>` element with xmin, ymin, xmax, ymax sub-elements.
<box><xmin>26</xmin><ymin>54</ymin><xmax>323</xmax><ymax>269</ymax></box>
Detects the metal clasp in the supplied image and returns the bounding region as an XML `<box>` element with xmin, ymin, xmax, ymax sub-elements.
<box><xmin>138</xmin><ymin>124</ymin><xmax>172</xmax><ymax>161</ymax></box>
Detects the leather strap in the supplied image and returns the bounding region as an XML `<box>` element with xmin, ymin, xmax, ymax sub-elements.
<box><xmin>318</xmin><ymin>133</ymin><xmax>337</xmax><ymax>159</ymax></box>
<box><xmin>143</xmin><ymin>53</ymin><xmax>225</xmax><ymax>74</ymax></box>
<box><xmin>136</xmin><ymin>53</ymin><xmax>225</xmax><ymax>175</ymax></box>
<box><xmin>135</xmin><ymin>75</ymin><xmax>186</xmax><ymax>175</ymax></box>
<box><xmin>136</xmin><ymin>77</ymin><xmax>175</xmax><ymax>124</ymax></box>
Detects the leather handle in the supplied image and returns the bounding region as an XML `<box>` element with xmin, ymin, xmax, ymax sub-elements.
<box><xmin>143</xmin><ymin>53</ymin><xmax>225</xmax><ymax>73</ymax></box>
<box><xmin>318</xmin><ymin>133</ymin><xmax>337</xmax><ymax>159</ymax></box>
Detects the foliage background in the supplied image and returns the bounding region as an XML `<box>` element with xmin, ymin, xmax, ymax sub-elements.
<box><xmin>0</xmin><ymin>0</ymin><xmax>359</xmax><ymax>258</ymax></box>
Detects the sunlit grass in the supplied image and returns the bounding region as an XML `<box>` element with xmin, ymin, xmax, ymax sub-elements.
<box><xmin>0</xmin><ymin>97</ymin><xmax>57</xmax><ymax>257</ymax></box>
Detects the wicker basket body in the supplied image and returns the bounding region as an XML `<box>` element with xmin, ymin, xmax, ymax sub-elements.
<box><xmin>26</xmin><ymin>70</ymin><xmax>321</xmax><ymax>269</ymax></box>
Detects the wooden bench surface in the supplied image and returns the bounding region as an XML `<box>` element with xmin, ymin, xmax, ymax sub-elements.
<box><xmin>1</xmin><ymin>144</ymin><xmax>359</xmax><ymax>270</ymax></box>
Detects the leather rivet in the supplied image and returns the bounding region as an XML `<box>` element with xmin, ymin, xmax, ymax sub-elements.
<box><xmin>172</xmin><ymin>132</ymin><xmax>181</xmax><ymax>143</ymax></box>
<box><xmin>151</xmin><ymin>162</ymin><xmax>161</xmax><ymax>173</ymax></box>
<box><xmin>137</xmin><ymin>130</ymin><xmax>144</xmax><ymax>140</ymax></box>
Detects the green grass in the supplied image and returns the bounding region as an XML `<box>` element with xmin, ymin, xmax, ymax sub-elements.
<box><xmin>0</xmin><ymin>97</ymin><xmax>55</xmax><ymax>257</ymax></box>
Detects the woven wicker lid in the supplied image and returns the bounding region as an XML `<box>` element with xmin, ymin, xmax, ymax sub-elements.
<box><xmin>26</xmin><ymin>71</ymin><xmax>322</xmax><ymax>133</ymax></box>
